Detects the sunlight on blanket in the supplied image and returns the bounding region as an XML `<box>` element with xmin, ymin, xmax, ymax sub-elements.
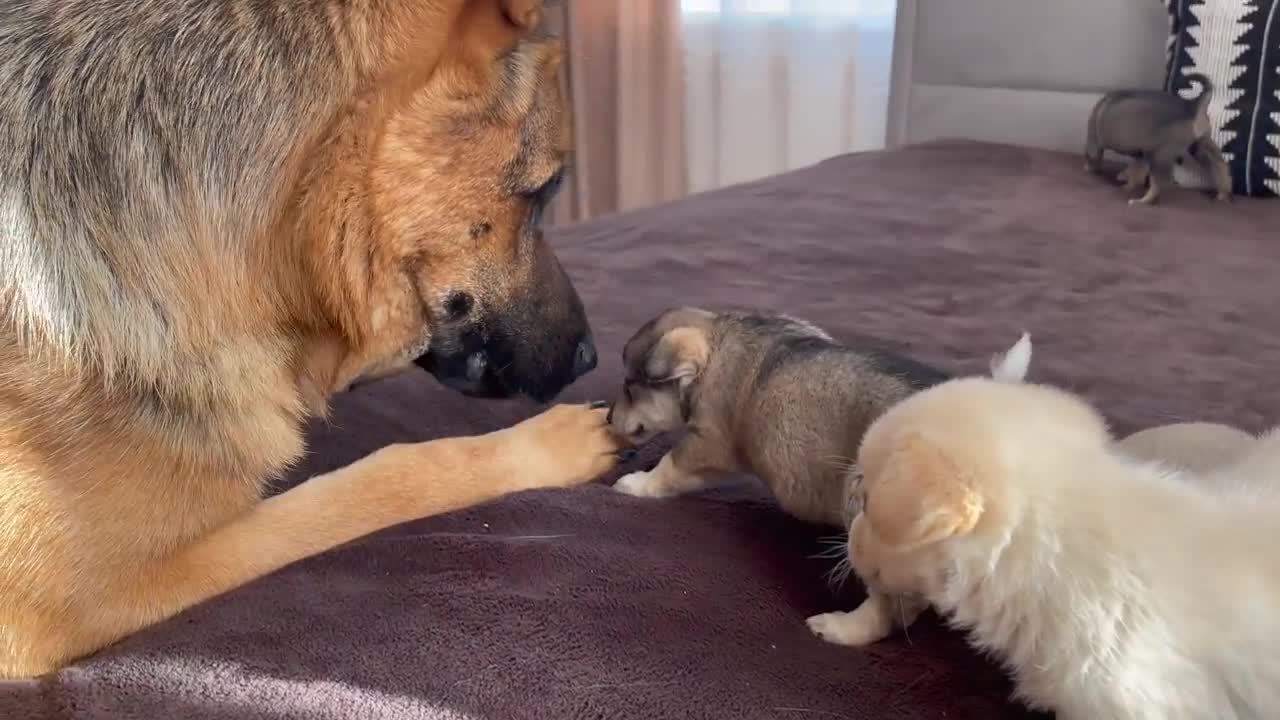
<box><xmin>139</xmin><ymin>655</ymin><xmax>480</xmax><ymax>720</ymax></box>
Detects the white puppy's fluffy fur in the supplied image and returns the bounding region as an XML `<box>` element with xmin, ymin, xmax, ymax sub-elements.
<box><xmin>840</xmin><ymin>377</ymin><xmax>1280</xmax><ymax>720</ymax></box>
<box><xmin>807</xmin><ymin>332</ymin><xmax>1035</xmax><ymax>647</ymax></box>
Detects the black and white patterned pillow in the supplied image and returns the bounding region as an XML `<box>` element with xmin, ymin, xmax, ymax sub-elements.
<box><xmin>1164</xmin><ymin>0</ymin><xmax>1279</xmax><ymax>197</ymax></box>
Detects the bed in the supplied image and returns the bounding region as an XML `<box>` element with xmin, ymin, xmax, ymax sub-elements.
<box><xmin>2</xmin><ymin>138</ymin><xmax>1277</xmax><ymax>720</ymax></box>
<box><xmin>6</xmin><ymin>0</ymin><xmax>1280</xmax><ymax>716</ymax></box>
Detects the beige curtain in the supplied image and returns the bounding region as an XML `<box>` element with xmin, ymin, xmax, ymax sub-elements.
<box><xmin>548</xmin><ymin>0</ymin><xmax>688</xmax><ymax>225</ymax></box>
<box><xmin>546</xmin><ymin>1</ymin><xmax>896</xmax><ymax>225</ymax></box>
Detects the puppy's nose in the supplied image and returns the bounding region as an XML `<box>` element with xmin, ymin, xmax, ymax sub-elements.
<box><xmin>572</xmin><ymin>337</ymin><xmax>597</xmax><ymax>379</ymax></box>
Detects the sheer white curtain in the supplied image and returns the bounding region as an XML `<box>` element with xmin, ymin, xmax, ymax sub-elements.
<box><xmin>550</xmin><ymin>0</ymin><xmax>896</xmax><ymax>224</ymax></box>
<box><xmin>680</xmin><ymin>0</ymin><xmax>897</xmax><ymax>194</ymax></box>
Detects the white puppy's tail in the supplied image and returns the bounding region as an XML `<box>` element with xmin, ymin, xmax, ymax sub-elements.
<box><xmin>989</xmin><ymin>332</ymin><xmax>1032</xmax><ymax>383</ymax></box>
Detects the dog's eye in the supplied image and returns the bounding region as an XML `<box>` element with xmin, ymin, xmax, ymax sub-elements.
<box><xmin>520</xmin><ymin>168</ymin><xmax>565</xmax><ymax>201</ymax></box>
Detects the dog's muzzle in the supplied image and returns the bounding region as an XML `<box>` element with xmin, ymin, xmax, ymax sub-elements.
<box><xmin>414</xmin><ymin>330</ymin><xmax>597</xmax><ymax>404</ymax></box>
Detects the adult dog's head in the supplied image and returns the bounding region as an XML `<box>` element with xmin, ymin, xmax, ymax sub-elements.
<box><xmin>297</xmin><ymin>0</ymin><xmax>594</xmax><ymax>404</ymax></box>
<box><xmin>3</xmin><ymin>0</ymin><xmax>594</xmax><ymax>407</ymax></box>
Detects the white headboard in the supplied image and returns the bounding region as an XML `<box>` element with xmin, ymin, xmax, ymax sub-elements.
<box><xmin>886</xmin><ymin>0</ymin><xmax>1171</xmax><ymax>152</ymax></box>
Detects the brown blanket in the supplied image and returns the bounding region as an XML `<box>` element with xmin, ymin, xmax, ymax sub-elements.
<box><xmin>4</xmin><ymin>140</ymin><xmax>1278</xmax><ymax>720</ymax></box>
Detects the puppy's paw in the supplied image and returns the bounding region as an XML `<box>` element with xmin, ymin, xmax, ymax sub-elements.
<box><xmin>613</xmin><ymin>470</ymin><xmax>677</xmax><ymax>498</ymax></box>
<box><xmin>806</xmin><ymin>608</ymin><xmax>892</xmax><ymax>647</ymax></box>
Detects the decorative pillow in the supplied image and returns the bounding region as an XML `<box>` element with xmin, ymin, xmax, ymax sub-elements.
<box><xmin>1164</xmin><ymin>0</ymin><xmax>1278</xmax><ymax>197</ymax></box>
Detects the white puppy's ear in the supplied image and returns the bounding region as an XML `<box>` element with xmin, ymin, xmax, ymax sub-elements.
<box><xmin>645</xmin><ymin>327</ymin><xmax>710</xmax><ymax>386</ymax></box>
<box><xmin>865</xmin><ymin>431</ymin><xmax>985</xmax><ymax>549</ymax></box>
<box><xmin>989</xmin><ymin>332</ymin><xmax>1032</xmax><ymax>383</ymax></box>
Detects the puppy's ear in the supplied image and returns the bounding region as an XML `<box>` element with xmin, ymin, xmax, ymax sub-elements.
<box><xmin>864</xmin><ymin>431</ymin><xmax>984</xmax><ymax>550</ymax></box>
<box><xmin>644</xmin><ymin>327</ymin><xmax>711</xmax><ymax>384</ymax></box>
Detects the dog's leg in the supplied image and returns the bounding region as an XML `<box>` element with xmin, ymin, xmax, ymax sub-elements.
<box><xmin>613</xmin><ymin>435</ymin><xmax>734</xmax><ymax>499</ymax></box>
<box><xmin>46</xmin><ymin>403</ymin><xmax>624</xmax><ymax>671</ymax></box>
<box><xmin>1083</xmin><ymin>99</ymin><xmax>1106</xmax><ymax>172</ymax></box>
<box><xmin>1121</xmin><ymin>157</ymin><xmax>1149</xmax><ymax>194</ymax></box>
<box><xmin>1131</xmin><ymin>145</ymin><xmax>1185</xmax><ymax>206</ymax></box>
<box><xmin>807</xmin><ymin>592</ymin><xmax>928</xmax><ymax>647</ymax></box>
<box><xmin>1084</xmin><ymin>140</ymin><xmax>1102</xmax><ymax>173</ymax></box>
<box><xmin>1129</xmin><ymin>177</ymin><xmax>1160</xmax><ymax>205</ymax></box>
<box><xmin>1190</xmin><ymin>136</ymin><xmax>1233</xmax><ymax>202</ymax></box>
<box><xmin>1129</xmin><ymin>158</ymin><xmax>1169</xmax><ymax>206</ymax></box>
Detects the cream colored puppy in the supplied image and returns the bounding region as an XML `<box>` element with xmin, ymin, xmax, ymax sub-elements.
<box><xmin>815</xmin><ymin>377</ymin><xmax>1280</xmax><ymax>720</ymax></box>
<box><xmin>1118</xmin><ymin>421</ymin><xmax>1257</xmax><ymax>475</ymax></box>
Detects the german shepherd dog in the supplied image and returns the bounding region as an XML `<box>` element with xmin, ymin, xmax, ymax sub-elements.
<box><xmin>0</xmin><ymin>0</ymin><xmax>627</xmax><ymax>677</ymax></box>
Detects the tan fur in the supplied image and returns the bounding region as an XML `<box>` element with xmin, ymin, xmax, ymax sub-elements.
<box><xmin>0</xmin><ymin>0</ymin><xmax>625</xmax><ymax>678</ymax></box>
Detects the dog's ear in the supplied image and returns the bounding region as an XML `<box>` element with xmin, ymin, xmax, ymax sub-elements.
<box><xmin>500</xmin><ymin>0</ymin><xmax>546</xmax><ymax>30</ymax></box>
<box><xmin>643</xmin><ymin>327</ymin><xmax>711</xmax><ymax>385</ymax></box>
<box><xmin>864</xmin><ymin>430</ymin><xmax>984</xmax><ymax>550</ymax></box>
<box><xmin>453</xmin><ymin>0</ymin><xmax>554</xmax><ymax>68</ymax></box>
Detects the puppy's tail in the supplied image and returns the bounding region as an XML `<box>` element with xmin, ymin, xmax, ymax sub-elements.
<box><xmin>989</xmin><ymin>332</ymin><xmax>1032</xmax><ymax>383</ymax></box>
<box><xmin>1181</xmin><ymin>72</ymin><xmax>1214</xmax><ymax>111</ymax></box>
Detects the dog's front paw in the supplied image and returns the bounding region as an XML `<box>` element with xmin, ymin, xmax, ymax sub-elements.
<box><xmin>505</xmin><ymin>404</ymin><xmax>629</xmax><ymax>489</ymax></box>
<box><xmin>613</xmin><ymin>470</ymin><xmax>675</xmax><ymax>498</ymax></box>
<box><xmin>806</xmin><ymin>609</ymin><xmax>892</xmax><ymax>647</ymax></box>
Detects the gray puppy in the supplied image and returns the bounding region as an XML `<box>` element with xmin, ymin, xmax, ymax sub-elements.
<box><xmin>606</xmin><ymin>307</ymin><xmax>1032</xmax><ymax>645</ymax></box>
<box><xmin>1085</xmin><ymin>72</ymin><xmax>1232</xmax><ymax>205</ymax></box>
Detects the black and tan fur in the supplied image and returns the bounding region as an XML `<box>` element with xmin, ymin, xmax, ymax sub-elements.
<box><xmin>604</xmin><ymin>308</ymin><xmax>954</xmax><ymax>640</ymax></box>
<box><xmin>0</xmin><ymin>0</ymin><xmax>627</xmax><ymax>678</ymax></box>
<box><xmin>1084</xmin><ymin>72</ymin><xmax>1232</xmax><ymax>205</ymax></box>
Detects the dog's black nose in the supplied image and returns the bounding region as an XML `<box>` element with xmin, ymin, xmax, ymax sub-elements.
<box><xmin>573</xmin><ymin>337</ymin><xmax>597</xmax><ymax>378</ymax></box>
